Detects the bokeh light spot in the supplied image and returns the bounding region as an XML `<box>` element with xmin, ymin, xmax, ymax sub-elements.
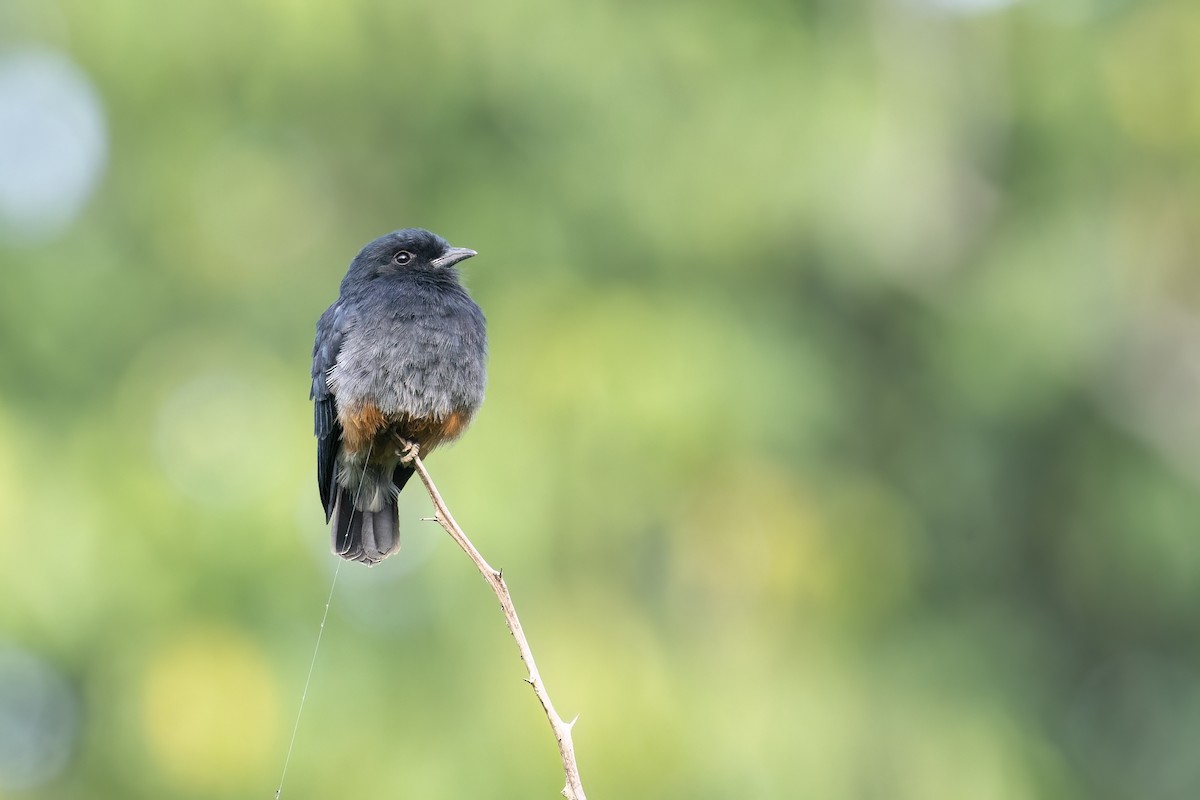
<box><xmin>155</xmin><ymin>365</ymin><xmax>296</xmax><ymax>508</ymax></box>
<box><xmin>1102</xmin><ymin>4</ymin><xmax>1200</xmax><ymax>149</ymax></box>
<box><xmin>141</xmin><ymin>626</ymin><xmax>278</xmax><ymax>791</ymax></box>
<box><xmin>0</xmin><ymin>645</ymin><xmax>76</xmax><ymax>791</ymax></box>
<box><xmin>0</xmin><ymin>47</ymin><xmax>106</xmax><ymax>243</ymax></box>
<box><xmin>189</xmin><ymin>131</ymin><xmax>334</xmax><ymax>286</ymax></box>
<box><xmin>909</xmin><ymin>0</ymin><xmax>1022</xmax><ymax>14</ymax></box>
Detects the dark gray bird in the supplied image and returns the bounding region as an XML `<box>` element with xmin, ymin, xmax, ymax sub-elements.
<box><xmin>311</xmin><ymin>229</ymin><xmax>487</xmax><ymax>564</ymax></box>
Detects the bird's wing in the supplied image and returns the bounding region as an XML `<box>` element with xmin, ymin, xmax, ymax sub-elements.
<box><xmin>312</xmin><ymin>301</ymin><xmax>350</xmax><ymax>521</ymax></box>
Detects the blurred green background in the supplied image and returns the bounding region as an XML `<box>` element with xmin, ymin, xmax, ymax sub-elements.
<box><xmin>1</xmin><ymin>0</ymin><xmax>1199</xmax><ymax>797</ymax></box>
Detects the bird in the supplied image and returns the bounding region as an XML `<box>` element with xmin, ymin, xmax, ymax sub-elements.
<box><xmin>311</xmin><ymin>229</ymin><xmax>487</xmax><ymax>564</ymax></box>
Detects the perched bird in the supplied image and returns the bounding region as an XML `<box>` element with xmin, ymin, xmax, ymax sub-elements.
<box><xmin>311</xmin><ymin>229</ymin><xmax>487</xmax><ymax>564</ymax></box>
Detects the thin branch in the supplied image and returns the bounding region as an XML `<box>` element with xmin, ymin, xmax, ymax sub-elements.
<box><xmin>407</xmin><ymin>448</ymin><xmax>587</xmax><ymax>800</ymax></box>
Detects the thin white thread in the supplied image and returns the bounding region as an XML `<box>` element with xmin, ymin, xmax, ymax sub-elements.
<box><xmin>274</xmin><ymin>558</ymin><xmax>341</xmax><ymax>799</ymax></box>
<box><xmin>276</xmin><ymin>439</ymin><xmax>375</xmax><ymax>798</ymax></box>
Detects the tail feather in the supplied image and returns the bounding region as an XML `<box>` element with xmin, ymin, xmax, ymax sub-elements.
<box><xmin>331</xmin><ymin>488</ymin><xmax>400</xmax><ymax>565</ymax></box>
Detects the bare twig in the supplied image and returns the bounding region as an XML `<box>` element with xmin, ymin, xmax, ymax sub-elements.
<box><xmin>406</xmin><ymin>449</ymin><xmax>587</xmax><ymax>800</ymax></box>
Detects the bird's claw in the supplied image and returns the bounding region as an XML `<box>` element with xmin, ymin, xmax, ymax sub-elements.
<box><xmin>395</xmin><ymin>436</ymin><xmax>420</xmax><ymax>464</ymax></box>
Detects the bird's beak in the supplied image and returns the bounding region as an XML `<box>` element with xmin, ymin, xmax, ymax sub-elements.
<box><xmin>431</xmin><ymin>246</ymin><xmax>477</xmax><ymax>268</ymax></box>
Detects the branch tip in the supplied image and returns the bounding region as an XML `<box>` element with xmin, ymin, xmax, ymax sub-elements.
<box><xmin>410</xmin><ymin>452</ymin><xmax>586</xmax><ymax>799</ymax></box>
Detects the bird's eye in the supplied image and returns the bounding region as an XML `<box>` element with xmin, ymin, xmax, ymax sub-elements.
<box><xmin>393</xmin><ymin>250</ymin><xmax>413</xmax><ymax>265</ymax></box>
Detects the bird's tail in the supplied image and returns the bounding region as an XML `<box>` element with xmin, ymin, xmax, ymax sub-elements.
<box><xmin>329</xmin><ymin>464</ymin><xmax>416</xmax><ymax>565</ymax></box>
<box><xmin>331</xmin><ymin>487</ymin><xmax>399</xmax><ymax>565</ymax></box>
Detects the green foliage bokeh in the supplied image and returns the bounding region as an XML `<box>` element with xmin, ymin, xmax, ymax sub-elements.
<box><xmin>2</xmin><ymin>0</ymin><xmax>1200</xmax><ymax>798</ymax></box>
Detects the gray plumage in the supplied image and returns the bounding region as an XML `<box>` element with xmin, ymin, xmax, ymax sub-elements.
<box><xmin>311</xmin><ymin>229</ymin><xmax>487</xmax><ymax>564</ymax></box>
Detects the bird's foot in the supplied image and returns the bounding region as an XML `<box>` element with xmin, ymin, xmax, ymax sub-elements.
<box><xmin>394</xmin><ymin>436</ymin><xmax>420</xmax><ymax>464</ymax></box>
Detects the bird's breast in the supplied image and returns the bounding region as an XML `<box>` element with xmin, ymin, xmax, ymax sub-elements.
<box><xmin>329</xmin><ymin>297</ymin><xmax>486</xmax><ymax>434</ymax></box>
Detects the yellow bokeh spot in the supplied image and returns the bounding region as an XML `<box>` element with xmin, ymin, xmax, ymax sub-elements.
<box><xmin>0</xmin><ymin>414</ymin><xmax>20</xmax><ymax>563</ymax></box>
<box><xmin>141</xmin><ymin>625</ymin><xmax>278</xmax><ymax>791</ymax></box>
<box><xmin>1102</xmin><ymin>4</ymin><xmax>1200</xmax><ymax>148</ymax></box>
<box><xmin>674</xmin><ymin>459</ymin><xmax>834</xmax><ymax>609</ymax></box>
<box><xmin>673</xmin><ymin>459</ymin><xmax>919</xmax><ymax>622</ymax></box>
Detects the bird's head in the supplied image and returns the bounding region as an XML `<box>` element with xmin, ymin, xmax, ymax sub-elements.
<box><xmin>349</xmin><ymin>228</ymin><xmax>477</xmax><ymax>280</ymax></box>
